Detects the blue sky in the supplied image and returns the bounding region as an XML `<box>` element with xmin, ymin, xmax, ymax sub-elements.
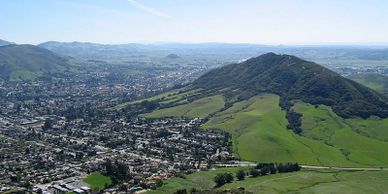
<box><xmin>1</xmin><ymin>0</ymin><xmax>388</xmax><ymax>44</ymax></box>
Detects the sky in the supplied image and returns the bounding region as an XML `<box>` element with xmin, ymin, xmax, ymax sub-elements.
<box><xmin>1</xmin><ymin>0</ymin><xmax>388</xmax><ymax>45</ymax></box>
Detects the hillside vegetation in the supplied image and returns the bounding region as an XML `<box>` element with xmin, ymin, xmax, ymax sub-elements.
<box><xmin>142</xmin><ymin>95</ymin><xmax>225</xmax><ymax>118</ymax></box>
<box><xmin>0</xmin><ymin>44</ymin><xmax>70</xmax><ymax>81</ymax></box>
<box><xmin>203</xmin><ymin>94</ymin><xmax>358</xmax><ymax>166</ymax></box>
<box><xmin>149</xmin><ymin>167</ymin><xmax>388</xmax><ymax>194</ymax></box>
<box><xmin>136</xmin><ymin>53</ymin><xmax>388</xmax><ymax>167</ymax></box>
<box><xmin>139</xmin><ymin>92</ymin><xmax>388</xmax><ymax>167</ymax></box>
<box><xmin>349</xmin><ymin>73</ymin><xmax>388</xmax><ymax>95</ymax></box>
<box><xmin>293</xmin><ymin>102</ymin><xmax>388</xmax><ymax>166</ymax></box>
<box><xmin>194</xmin><ymin>53</ymin><xmax>388</xmax><ymax>119</ymax></box>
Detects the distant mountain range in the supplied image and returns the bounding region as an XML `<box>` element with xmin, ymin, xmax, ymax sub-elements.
<box><xmin>0</xmin><ymin>39</ymin><xmax>14</xmax><ymax>46</ymax></box>
<box><xmin>0</xmin><ymin>44</ymin><xmax>70</xmax><ymax>81</ymax></box>
<box><xmin>37</xmin><ymin>41</ymin><xmax>388</xmax><ymax>66</ymax></box>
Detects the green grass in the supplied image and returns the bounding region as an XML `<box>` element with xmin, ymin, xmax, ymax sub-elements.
<box><xmin>345</xmin><ymin>116</ymin><xmax>388</xmax><ymax>142</ymax></box>
<box><xmin>141</xmin><ymin>92</ymin><xmax>388</xmax><ymax>167</ymax></box>
<box><xmin>10</xmin><ymin>70</ymin><xmax>40</xmax><ymax>81</ymax></box>
<box><xmin>349</xmin><ymin>73</ymin><xmax>388</xmax><ymax>94</ymax></box>
<box><xmin>352</xmin><ymin>78</ymin><xmax>385</xmax><ymax>93</ymax></box>
<box><xmin>148</xmin><ymin>167</ymin><xmax>247</xmax><ymax>194</ymax></box>
<box><xmin>0</xmin><ymin>135</ymin><xmax>6</xmax><ymax>142</ymax></box>
<box><xmin>142</xmin><ymin>95</ymin><xmax>225</xmax><ymax>118</ymax></box>
<box><xmin>83</xmin><ymin>172</ymin><xmax>112</xmax><ymax>191</ymax></box>
<box><xmin>203</xmin><ymin>94</ymin><xmax>356</xmax><ymax>166</ymax></box>
<box><xmin>109</xmin><ymin>88</ymin><xmax>202</xmax><ymax>110</ymax></box>
<box><xmin>293</xmin><ymin>102</ymin><xmax>388</xmax><ymax>167</ymax></box>
<box><xmin>149</xmin><ymin>167</ymin><xmax>388</xmax><ymax>194</ymax></box>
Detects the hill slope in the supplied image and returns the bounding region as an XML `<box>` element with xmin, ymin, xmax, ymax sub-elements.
<box><xmin>193</xmin><ymin>53</ymin><xmax>388</xmax><ymax>119</ymax></box>
<box><xmin>0</xmin><ymin>44</ymin><xmax>70</xmax><ymax>81</ymax></box>
<box><xmin>136</xmin><ymin>53</ymin><xmax>388</xmax><ymax>167</ymax></box>
<box><xmin>349</xmin><ymin>73</ymin><xmax>388</xmax><ymax>95</ymax></box>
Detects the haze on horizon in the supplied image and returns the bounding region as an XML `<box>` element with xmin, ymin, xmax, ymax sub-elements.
<box><xmin>1</xmin><ymin>0</ymin><xmax>388</xmax><ymax>45</ymax></box>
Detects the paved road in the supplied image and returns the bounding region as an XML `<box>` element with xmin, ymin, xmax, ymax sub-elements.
<box><xmin>216</xmin><ymin>161</ymin><xmax>388</xmax><ymax>171</ymax></box>
<box><xmin>301</xmin><ymin>165</ymin><xmax>388</xmax><ymax>171</ymax></box>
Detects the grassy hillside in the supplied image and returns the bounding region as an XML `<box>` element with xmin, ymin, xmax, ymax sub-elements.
<box><xmin>349</xmin><ymin>73</ymin><xmax>388</xmax><ymax>95</ymax></box>
<box><xmin>0</xmin><ymin>44</ymin><xmax>70</xmax><ymax>81</ymax></box>
<box><xmin>203</xmin><ymin>94</ymin><xmax>356</xmax><ymax>166</ymax></box>
<box><xmin>142</xmin><ymin>95</ymin><xmax>225</xmax><ymax>118</ymax></box>
<box><xmin>110</xmin><ymin>88</ymin><xmax>202</xmax><ymax>110</ymax></box>
<box><xmin>131</xmin><ymin>54</ymin><xmax>388</xmax><ymax>168</ymax></box>
<box><xmin>293</xmin><ymin>102</ymin><xmax>388</xmax><ymax>166</ymax></box>
<box><xmin>149</xmin><ymin>167</ymin><xmax>388</xmax><ymax>194</ymax></box>
<box><xmin>141</xmin><ymin>93</ymin><xmax>388</xmax><ymax>167</ymax></box>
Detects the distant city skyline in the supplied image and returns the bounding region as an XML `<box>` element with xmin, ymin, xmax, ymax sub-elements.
<box><xmin>1</xmin><ymin>0</ymin><xmax>388</xmax><ymax>45</ymax></box>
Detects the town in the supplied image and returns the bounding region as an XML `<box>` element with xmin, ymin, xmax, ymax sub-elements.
<box><xmin>0</xmin><ymin>64</ymin><xmax>233</xmax><ymax>194</ymax></box>
<box><xmin>1</xmin><ymin>114</ymin><xmax>233</xmax><ymax>193</ymax></box>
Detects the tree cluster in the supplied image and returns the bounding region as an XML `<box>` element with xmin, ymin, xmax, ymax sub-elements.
<box><xmin>102</xmin><ymin>159</ymin><xmax>131</xmax><ymax>184</ymax></box>
<box><xmin>214</xmin><ymin>173</ymin><xmax>234</xmax><ymax>187</ymax></box>
<box><xmin>254</xmin><ymin>162</ymin><xmax>301</xmax><ymax>175</ymax></box>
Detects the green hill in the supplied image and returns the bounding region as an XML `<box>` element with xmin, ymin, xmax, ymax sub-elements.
<box><xmin>136</xmin><ymin>53</ymin><xmax>388</xmax><ymax>167</ymax></box>
<box><xmin>193</xmin><ymin>53</ymin><xmax>388</xmax><ymax>119</ymax></box>
<box><xmin>0</xmin><ymin>44</ymin><xmax>70</xmax><ymax>81</ymax></box>
<box><xmin>349</xmin><ymin>73</ymin><xmax>388</xmax><ymax>95</ymax></box>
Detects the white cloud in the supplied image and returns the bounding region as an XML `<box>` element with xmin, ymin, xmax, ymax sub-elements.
<box><xmin>127</xmin><ymin>0</ymin><xmax>174</xmax><ymax>19</ymax></box>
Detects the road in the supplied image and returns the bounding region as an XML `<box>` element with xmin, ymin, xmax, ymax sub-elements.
<box><xmin>216</xmin><ymin>161</ymin><xmax>388</xmax><ymax>171</ymax></box>
<box><xmin>300</xmin><ymin>165</ymin><xmax>388</xmax><ymax>171</ymax></box>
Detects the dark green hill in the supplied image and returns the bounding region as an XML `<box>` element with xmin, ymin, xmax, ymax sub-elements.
<box><xmin>193</xmin><ymin>53</ymin><xmax>388</xmax><ymax>119</ymax></box>
<box><xmin>0</xmin><ymin>44</ymin><xmax>70</xmax><ymax>81</ymax></box>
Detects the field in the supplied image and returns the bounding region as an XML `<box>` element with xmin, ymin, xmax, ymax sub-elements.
<box><xmin>203</xmin><ymin>94</ymin><xmax>356</xmax><ymax>166</ymax></box>
<box><xmin>148</xmin><ymin>167</ymin><xmax>388</xmax><ymax>194</ymax></box>
<box><xmin>293</xmin><ymin>102</ymin><xmax>388</xmax><ymax>167</ymax></box>
<box><xmin>83</xmin><ymin>172</ymin><xmax>112</xmax><ymax>191</ymax></box>
<box><xmin>142</xmin><ymin>95</ymin><xmax>225</xmax><ymax>118</ymax></box>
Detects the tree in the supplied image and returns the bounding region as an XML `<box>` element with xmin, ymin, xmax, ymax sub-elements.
<box><xmin>277</xmin><ymin>163</ymin><xmax>285</xmax><ymax>173</ymax></box>
<box><xmin>249</xmin><ymin>168</ymin><xmax>260</xmax><ymax>177</ymax></box>
<box><xmin>214</xmin><ymin>174</ymin><xmax>226</xmax><ymax>187</ymax></box>
<box><xmin>156</xmin><ymin>179</ymin><xmax>163</xmax><ymax>187</ymax></box>
<box><xmin>292</xmin><ymin>163</ymin><xmax>301</xmax><ymax>171</ymax></box>
<box><xmin>42</xmin><ymin>119</ymin><xmax>53</xmax><ymax>131</ymax></box>
<box><xmin>214</xmin><ymin>173</ymin><xmax>233</xmax><ymax>187</ymax></box>
<box><xmin>260</xmin><ymin>166</ymin><xmax>269</xmax><ymax>176</ymax></box>
<box><xmin>174</xmin><ymin>189</ymin><xmax>187</xmax><ymax>194</ymax></box>
<box><xmin>224</xmin><ymin>173</ymin><xmax>234</xmax><ymax>183</ymax></box>
<box><xmin>269</xmin><ymin>164</ymin><xmax>277</xmax><ymax>174</ymax></box>
<box><xmin>236</xmin><ymin>170</ymin><xmax>245</xmax><ymax>181</ymax></box>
